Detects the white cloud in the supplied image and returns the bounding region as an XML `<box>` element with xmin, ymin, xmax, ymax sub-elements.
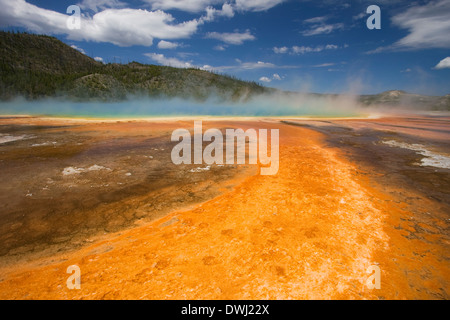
<box><xmin>219</xmin><ymin>3</ymin><xmax>234</xmax><ymax>17</ymax></box>
<box><xmin>0</xmin><ymin>0</ymin><xmax>202</xmax><ymax>47</ymax></box>
<box><xmin>94</xmin><ymin>56</ymin><xmax>104</xmax><ymax>62</ymax></box>
<box><xmin>313</xmin><ymin>63</ymin><xmax>335</xmax><ymax>68</ymax></box>
<box><xmin>202</xmin><ymin>59</ymin><xmax>283</xmax><ymax>72</ymax></box>
<box><xmin>144</xmin><ymin>53</ymin><xmax>194</xmax><ymax>68</ymax></box>
<box><xmin>352</xmin><ymin>12</ymin><xmax>366</xmax><ymax>21</ymax></box>
<box><xmin>259</xmin><ymin>73</ymin><xmax>282</xmax><ymax>83</ymax></box>
<box><xmin>302</xmin><ymin>23</ymin><xmax>344</xmax><ymax>36</ymax></box>
<box><xmin>70</xmin><ymin>45</ymin><xmax>86</xmax><ymax>54</ymax></box>
<box><xmin>301</xmin><ymin>14</ymin><xmax>344</xmax><ymax>36</ymax></box>
<box><xmin>273</xmin><ymin>46</ymin><xmax>289</xmax><ymax>54</ymax></box>
<box><xmin>204</xmin><ymin>3</ymin><xmax>234</xmax><ymax>21</ymax></box>
<box><xmin>201</xmin><ymin>64</ymin><xmax>213</xmax><ymax>71</ymax></box>
<box><xmin>293</xmin><ymin>44</ymin><xmax>338</xmax><ymax>54</ymax></box>
<box><xmin>434</xmin><ymin>57</ymin><xmax>450</xmax><ymax>69</ymax></box>
<box><xmin>235</xmin><ymin>0</ymin><xmax>286</xmax><ymax>12</ymax></box>
<box><xmin>391</xmin><ymin>0</ymin><xmax>450</xmax><ymax>49</ymax></box>
<box><xmin>304</xmin><ymin>16</ymin><xmax>327</xmax><ymax>24</ymax></box>
<box><xmin>370</xmin><ymin>0</ymin><xmax>450</xmax><ymax>52</ymax></box>
<box><xmin>157</xmin><ymin>40</ymin><xmax>179</xmax><ymax>49</ymax></box>
<box><xmin>78</xmin><ymin>0</ymin><xmax>126</xmax><ymax>12</ymax></box>
<box><xmin>0</xmin><ymin>0</ymin><xmax>286</xmax><ymax>48</ymax></box>
<box><xmin>177</xmin><ymin>52</ymin><xmax>198</xmax><ymax>59</ymax></box>
<box><xmin>273</xmin><ymin>44</ymin><xmax>339</xmax><ymax>55</ymax></box>
<box><xmin>0</xmin><ymin>0</ymin><xmax>67</xmax><ymax>34</ymax></box>
<box><xmin>205</xmin><ymin>30</ymin><xmax>255</xmax><ymax>45</ymax></box>
<box><xmin>214</xmin><ymin>45</ymin><xmax>227</xmax><ymax>51</ymax></box>
<box><xmin>140</xmin><ymin>0</ymin><xmax>285</xmax><ymax>13</ymax></box>
<box><xmin>143</xmin><ymin>0</ymin><xmax>192</xmax><ymax>12</ymax></box>
<box><xmin>237</xmin><ymin>60</ymin><xmax>275</xmax><ymax>70</ymax></box>
<box><xmin>143</xmin><ymin>0</ymin><xmax>223</xmax><ymax>13</ymax></box>
<box><xmin>293</xmin><ymin>46</ymin><xmax>319</xmax><ymax>54</ymax></box>
<box><xmin>164</xmin><ymin>58</ymin><xmax>278</xmax><ymax>73</ymax></box>
<box><xmin>78</xmin><ymin>9</ymin><xmax>201</xmax><ymax>46</ymax></box>
<box><xmin>203</xmin><ymin>58</ymin><xmax>301</xmax><ymax>74</ymax></box>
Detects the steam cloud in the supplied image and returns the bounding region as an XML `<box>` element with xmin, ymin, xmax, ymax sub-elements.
<box><xmin>0</xmin><ymin>89</ymin><xmax>445</xmax><ymax>118</ymax></box>
<box><xmin>0</xmin><ymin>93</ymin><xmax>366</xmax><ymax>118</ymax></box>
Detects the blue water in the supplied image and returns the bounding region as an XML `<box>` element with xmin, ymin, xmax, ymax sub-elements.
<box><xmin>0</xmin><ymin>97</ymin><xmax>360</xmax><ymax>118</ymax></box>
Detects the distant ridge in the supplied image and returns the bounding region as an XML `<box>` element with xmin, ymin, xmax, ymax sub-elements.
<box><xmin>359</xmin><ymin>90</ymin><xmax>450</xmax><ymax>111</ymax></box>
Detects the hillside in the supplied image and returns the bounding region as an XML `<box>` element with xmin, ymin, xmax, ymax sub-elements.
<box><xmin>359</xmin><ymin>90</ymin><xmax>450</xmax><ymax>111</ymax></box>
<box><xmin>0</xmin><ymin>31</ymin><xmax>268</xmax><ymax>102</ymax></box>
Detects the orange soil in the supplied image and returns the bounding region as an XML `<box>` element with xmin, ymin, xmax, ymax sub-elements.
<box><xmin>0</xmin><ymin>121</ymin><xmax>448</xmax><ymax>299</ymax></box>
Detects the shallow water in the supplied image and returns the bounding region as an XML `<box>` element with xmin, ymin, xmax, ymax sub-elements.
<box><xmin>0</xmin><ymin>98</ymin><xmax>360</xmax><ymax>118</ymax></box>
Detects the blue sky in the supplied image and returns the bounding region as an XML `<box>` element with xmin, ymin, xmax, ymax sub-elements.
<box><xmin>1</xmin><ymin>0</ymin><xmax>449</xmax><ymax>95</ymax></box>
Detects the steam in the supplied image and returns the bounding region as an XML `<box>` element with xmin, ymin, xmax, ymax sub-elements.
<box><xmin>0</xmin><ymin>92</ymin><xmax>368</xmax><ymax>118</ymax></box>
<box><xmin>1</xmin><ymin>87</ymin><xmax>445</xmax><ymax>118</ymax></box>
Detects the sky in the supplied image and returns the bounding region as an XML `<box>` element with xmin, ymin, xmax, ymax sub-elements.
<box><xmin>0</xmin><ymin>0</ymin><xmax>449</xmax><ymax>95</ymax></box>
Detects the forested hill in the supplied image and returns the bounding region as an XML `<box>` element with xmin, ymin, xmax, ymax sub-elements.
<box><xmin>0</xmin><ymin>31</ymin><xmax>269</xmax><ymax>102</ymax></box>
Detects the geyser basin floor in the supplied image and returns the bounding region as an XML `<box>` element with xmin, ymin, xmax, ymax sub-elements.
<box><xmin>0</xmin><ymin>116</ymin><xmax>448</xmax><ymax>299</ymax></box>
<box><xmin>0</xmin><ymin>118</ymin><xmax>256</xmax><ymax>267</ymax></box>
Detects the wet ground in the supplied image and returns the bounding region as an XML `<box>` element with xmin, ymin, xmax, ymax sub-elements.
<box><xmin>284</xmin><ymin>115</ymin><xmax>450</xmax><ymax>299</ymax></box>
<box><xmin>283</xmin><ymin>116</ymin><xmax>450</xmax><ymax>221</ymax></box>
<box><xmin>0</xmin><ymin>115</ymin><xmax>448</xmax><ymax>299</ymax></box>
<box><xmin>0</xmin><ymin>118</ymin><xmax>255</xmax><ymax>267</ymax></box>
